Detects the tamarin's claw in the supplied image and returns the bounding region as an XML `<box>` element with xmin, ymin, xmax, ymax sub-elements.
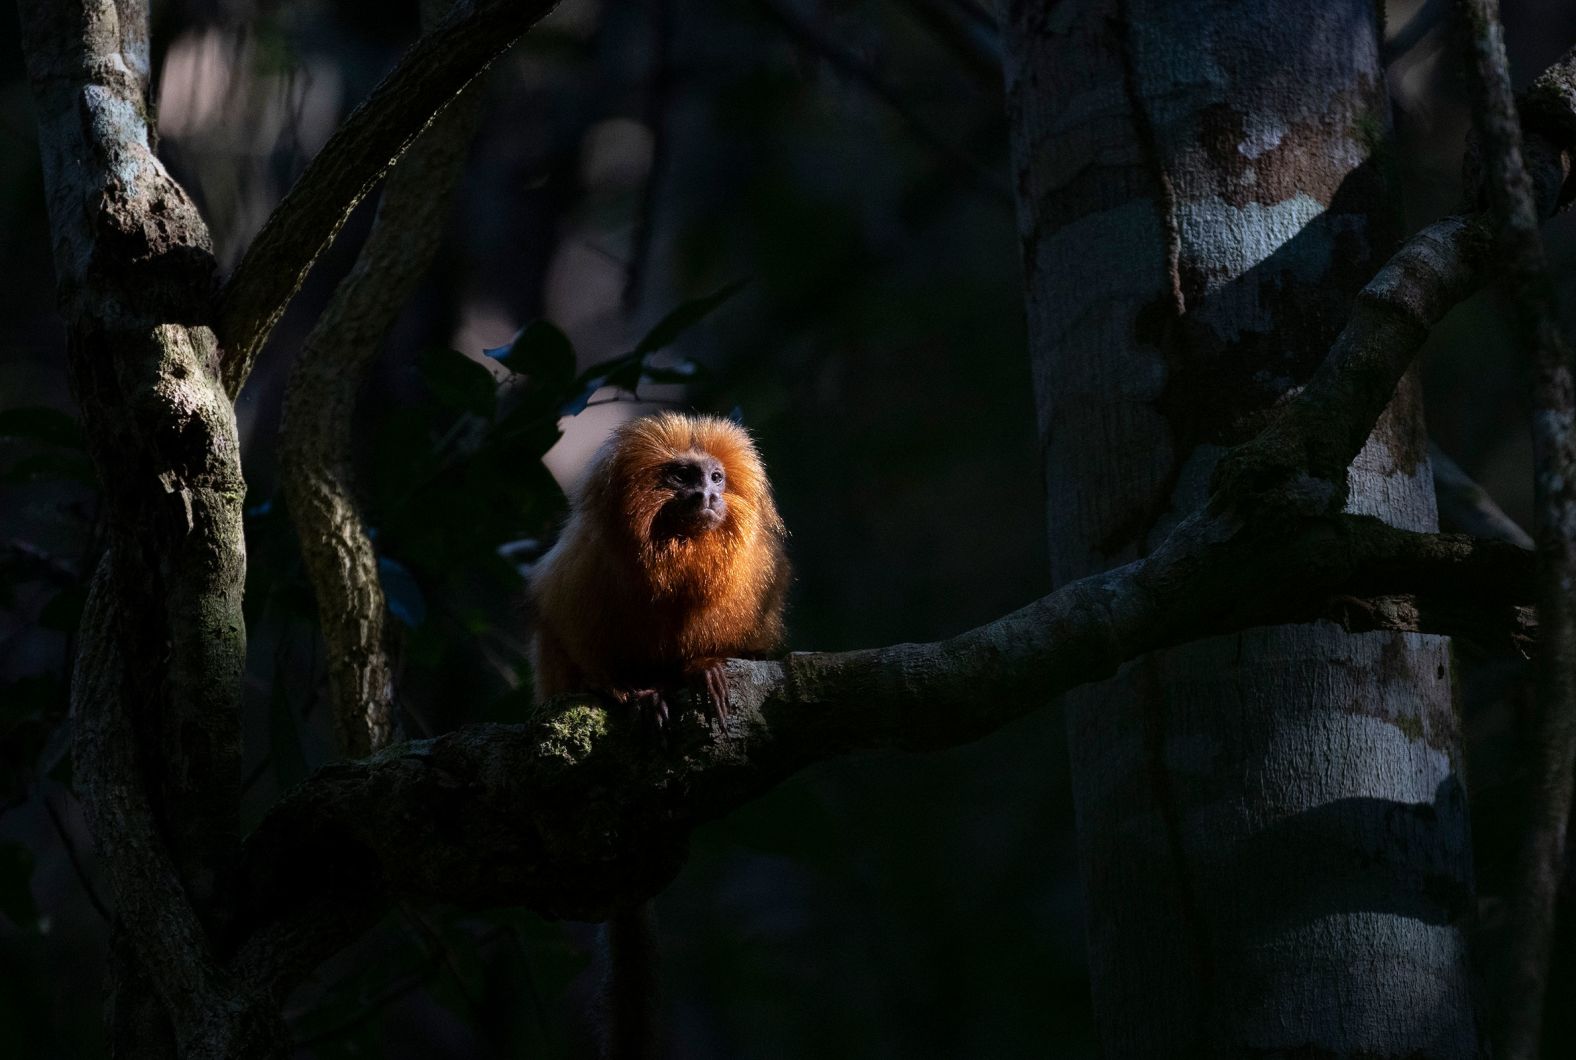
<box><xmin>694</xmin><ymin>659</ymin><xmax>730</xmax><ymax>724</ymax></box>
<box><xmin>625</xmin><ymin>688</ymin><xmax>671</xmax><ymax>731</ymax></box>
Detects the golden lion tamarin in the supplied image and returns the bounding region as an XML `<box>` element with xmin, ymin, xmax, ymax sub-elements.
<box><xmin>528</xmin><ymin>411</ymin><xmax>789</xmax><ymax>1058</ymax></box>
<box><xmin>529</xmin><ymin>410</ymin><xmax>790</xmax><ymax>724</ymax></box>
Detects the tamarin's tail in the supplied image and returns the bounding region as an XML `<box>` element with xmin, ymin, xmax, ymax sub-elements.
<box><xmin>602</xmin><ymin>902</ymin><xmax>661</xmax><ymax>1059</ymax></box>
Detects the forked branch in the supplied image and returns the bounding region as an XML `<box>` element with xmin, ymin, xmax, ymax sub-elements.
<box><xmin>218</xmin><ymin>0</ymin><xmax>561</xmax><ymax>395</ymax></box>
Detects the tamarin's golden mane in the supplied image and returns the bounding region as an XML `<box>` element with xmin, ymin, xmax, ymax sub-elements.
<box><xmin>530</xmin><ymin>412</ymin><xmax>789</xmax><ymax>697</ymax></box>
<box><xmin>581</xmin><ymin>411</ymin><xmax>782</xmax><ymax>597</ymax></box>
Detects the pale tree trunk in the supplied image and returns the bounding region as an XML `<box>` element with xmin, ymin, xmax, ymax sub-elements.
<box><xmin>1004</xmin><ymin>2</ymin><xmax>1481</xmax><ymax>1054</ymax></box>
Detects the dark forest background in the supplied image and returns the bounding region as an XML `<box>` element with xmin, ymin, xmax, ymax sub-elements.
<box><xmin>3</xmin><ymin>0</ymin><xmax>1576</xmax><ymax>1055</ymax></box>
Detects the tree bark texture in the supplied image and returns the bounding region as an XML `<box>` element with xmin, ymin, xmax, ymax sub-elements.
<box><xmin>22</xmin><ymin>1</ymin><xmax>271</xmax><ymax>1055</ymax></box>
<box><xmin>1004</xmin><ymin>2</ymin><xmax>1479</xmax><ymax>1054</ymax></box>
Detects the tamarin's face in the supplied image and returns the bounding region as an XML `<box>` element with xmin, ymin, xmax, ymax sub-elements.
<box><xmin>651</xmin><ymin>453</ymin><xmax>728</xmax><ymax>539</ymax></box>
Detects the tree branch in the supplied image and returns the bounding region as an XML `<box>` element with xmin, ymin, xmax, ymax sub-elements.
<box><xmin>278</xmin><ymin>0</ymin><xmax>485</xmax><ymax>759</ymax></box>
<box><xmin>1215</xmin><ymin>42</ymin><xmax>1575</xmax><ymax>511</ymax></box>
<box><xmin>217</xmin><ymin>0</ymin><xmax>561</xmax><ymax>397</ymax></box>
<box><xmin>229</xmin><ymin>514</ymin><xmax>1536</xmax><ymax>996</ymax></box>
<box><xmin>1457</xmin><ymin>4</ymin><xmax>1576</xmax><ymax>1056</ymax></box>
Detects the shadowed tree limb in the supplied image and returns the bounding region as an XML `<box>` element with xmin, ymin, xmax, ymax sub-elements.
<box><xmin>1457</xmin><ymin>3</ymin><xmax>1576</xmax><ymax>1056</ymax></box>
<box><xmin>227</xmin><ymin>512</ymin><xmax>1537</xmax><ymax>998</ymax></box>
<box><xmin>218</xmin><ymin>0</ymin><xmax>563</xmax><ymax>396</ymax></box>
<box><xmin>278</xmin><ymin>0</ymin><xmax>486</xmax><ymax>759</ymax></box>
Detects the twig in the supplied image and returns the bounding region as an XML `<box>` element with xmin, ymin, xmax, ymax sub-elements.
<box><xmin>754</xmin><ymin>0</ymin><xmax>1012</xmax><ymax>208</ymax></box>
<box><xmin>219</xmin><ymin>0</ymin><xmax>560</xmax><ymax>396</ymax></box>
<box><xmin>278</xmin><ymin>0</ymin><xmax>486</xmax><ymax>758</ymax></box>
<box><xmin>1456</xmin><ymin>3</ymin><xmax>1576</xmax><ymax>1057</ymax></box>
<box><xmin>2</xmin><ymin>537</ymin><xmax>79</xmax><ymax>585</ymax></box>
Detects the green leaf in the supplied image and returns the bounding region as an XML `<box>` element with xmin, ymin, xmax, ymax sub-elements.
<box><xmin>631</xmin><ymin>279</ymin><xmax>748</xmax><ymax>356</ymax></box>
<box><xmin>0</xmin><ymin>842</ymin><xmax>38</xmax><ymax>931</ymax></box>
<box><xmin>0</xmin><ymin>407</ymin><xmax>84</xmax><ymax>449</ymax></box>
<box><xmin>602</xmin><ymin>358</ymin><xmax>645</xmax><ymax>394</ymax></box>
<box><xmin>488</xmin><ymin>320</ymin><xmax>577</xmax><ymax>392</ymax></box>
<box><xmin>417</xmin><ymin>347</ymin><xmax>498</xmax><ymax>418</ymax></box>
<box><xmin>560</xmin><ymin>378</ymin><xmax>604</xmax><ymax>417</ymax></box>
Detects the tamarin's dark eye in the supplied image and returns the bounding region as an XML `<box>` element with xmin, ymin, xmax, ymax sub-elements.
<box><xmin>711</xmin><ymin>471</ymin><xmax>723</xmax><ymax>484</ymax></box>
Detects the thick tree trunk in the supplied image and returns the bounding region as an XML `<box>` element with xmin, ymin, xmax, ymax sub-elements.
<box><xmin>20</xmin><ymin>2</ymin><xmax>263</xmax><ymax>1056</ymax></box>
<box><xmin>1004</xmin><ymin>2</ymin><xmax>1481</xmax><ymax>1054</ymax></box>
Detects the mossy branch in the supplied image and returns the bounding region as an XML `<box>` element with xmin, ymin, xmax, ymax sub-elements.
<box><xmin>230</xmin><ymin>514</ymin><xmax>1536</xmax><ymax>996</ymax></box>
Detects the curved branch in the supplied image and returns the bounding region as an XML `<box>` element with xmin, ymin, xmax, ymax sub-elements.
<box><xmin>218</xmin><ymin>0</ymin><xmax>560</xmax><ymax>396</ymax></box>
<box><xmin>231</xmin><ymin>514</ymin><xmax>1535</xmax><ymax>996</ymax></box>
<box><xmin>1458</xmin><ymin>3</ymin><xmax>1576</xmax><ymax>1056</ymax></box>
<box><xmin>279</xmin><ymin>0</ymin><xmax>486</xmax><ymax>758</ymax></box>
<box><xmin>1215</xmin><ymin>42</ymin><xmax>1576</xmax><ymax>510</ymax></box>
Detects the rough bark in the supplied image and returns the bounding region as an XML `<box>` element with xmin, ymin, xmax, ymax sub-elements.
<box><xmin>278</xmin><ymin>0</ymin><xmax>485</xmax><ymax>758</ymax></box>
<box><xmin>18</xmin><ymin>0</ymin><xmax>263</xmax><ymax>1053</ymax></box>
<box><xmin>1004</xmin><ymin>1</ymin><xmax>1477</xmax><ymax>1052</ymax></box>
<box><xmin>15</xmin><ymin>0</ymin><xmax>540</xmax><ymax>1054</ymax></box>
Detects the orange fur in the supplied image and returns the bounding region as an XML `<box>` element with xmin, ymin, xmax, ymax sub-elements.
<box><xmin>529</xmin><ymin>411</ymin><xmax>790</xmax><ymax>701</ymax></box>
